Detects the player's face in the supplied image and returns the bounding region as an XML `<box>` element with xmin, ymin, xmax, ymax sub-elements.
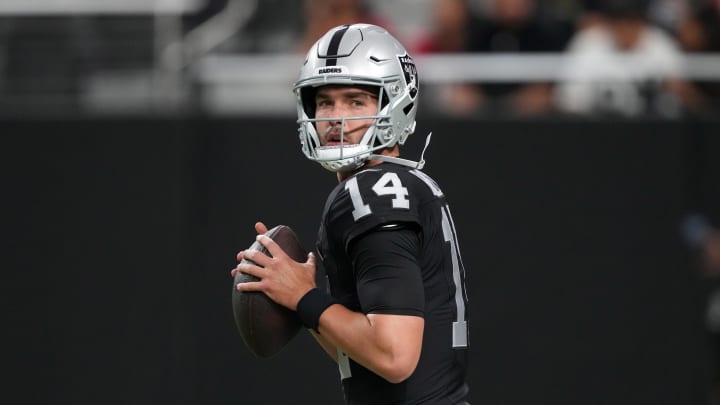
<box><xmin>314</xmin><ymin>85</ymin><xmax>379</xmax><ymax>147</ymax></box>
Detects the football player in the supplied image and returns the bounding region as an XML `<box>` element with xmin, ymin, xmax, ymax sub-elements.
<box><xmin>233</xmin><ymin>24</ymin><xmax>470</xmax><ymax>404</ymax></box>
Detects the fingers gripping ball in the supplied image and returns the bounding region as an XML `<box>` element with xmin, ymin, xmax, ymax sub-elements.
<box><xmin>232</xmin><ymin>225</ymin><xmax>305</xmax><ymax>358</ymax></box>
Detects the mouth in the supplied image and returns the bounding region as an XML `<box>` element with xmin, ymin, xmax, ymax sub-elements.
<box><xmin>324</xmin><ymin>132</ymin><xmax>344</xmax><ymax>146</ymax></box>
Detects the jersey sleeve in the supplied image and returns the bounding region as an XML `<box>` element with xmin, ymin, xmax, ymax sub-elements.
<box><xmin>347</xmin><ymin>225</ymin><xmax>424</xmax><ymax>316</ymax></box>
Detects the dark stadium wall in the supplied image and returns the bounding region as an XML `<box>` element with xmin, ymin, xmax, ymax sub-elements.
<box><xmin>4</xmin><ymin>117</ymin><xmax>718</xmax><ymax>405</ymax></box>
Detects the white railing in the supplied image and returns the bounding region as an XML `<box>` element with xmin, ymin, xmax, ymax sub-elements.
<box><xmin>192</xmin><ymin>52</ymin><xmax>720</xmax><ymax>115</ymax></box>
<box><xmin>0</xmin><ymin>0</ymin><xmax>206</xmax><ymax>14</ymax></box>
<box><xmin>195</xmin><ymin>52</ymin><xmax>720</xmax><ymax>84</ymax></box>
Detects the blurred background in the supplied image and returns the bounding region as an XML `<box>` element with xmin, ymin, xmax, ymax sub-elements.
<box><xmin>4</xmin><ymin>0</ymin><xmax>720</xmax><ymax>404</ymax></box>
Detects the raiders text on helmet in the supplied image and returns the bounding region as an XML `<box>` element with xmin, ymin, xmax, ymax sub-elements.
<box><xmin>293</xmin><ymin>24</ymin><xmax>419</xmax><ymax>172</ymax></box>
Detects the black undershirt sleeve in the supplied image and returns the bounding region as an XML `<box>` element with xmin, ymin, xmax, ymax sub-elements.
<box><xmin>347</xmin><ymin>224</ymin><xmax>425</xmax><ymax>317</ymax></box>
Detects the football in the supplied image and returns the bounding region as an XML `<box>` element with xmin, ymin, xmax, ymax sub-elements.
<box><xmin>232</xmin><ymin>225</ymin><xmax>305</xmax><ymax>358</ymax></box>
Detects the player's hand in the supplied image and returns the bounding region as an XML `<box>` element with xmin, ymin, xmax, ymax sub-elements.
<box><xmin>232</xmin><ymin>222</ymin><xmax>317</xmax><ymax>310</ymax></box>
<box><xmin>231</xmin><ymin>221</ymin><xmax>269</xmax><ymax>276</ymax></box>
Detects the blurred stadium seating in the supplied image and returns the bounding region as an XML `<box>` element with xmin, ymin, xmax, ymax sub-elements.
<box><xmin>0</xmin><ymin>0</ymin><xmax>718</xmax><ymax>117</ymax></box>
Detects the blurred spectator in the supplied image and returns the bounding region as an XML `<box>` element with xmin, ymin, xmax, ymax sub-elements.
<box><xmin>554</xmin><ymin>0</ymin><xmax>705</xmax><ymax>117</ymax></box>
<box><xmin>576</xmin><ymin>0</ymin><xmax>612</xmax><ymax>29</ymax></box>
<box><xmin>412</xmin><ymin>0</ymin><xmax>474</xmax><ymax>54</ymax></box>
<box><xmin>647</xmin><ymin>0</ymin><xmax>693</xmax><ymax>32</ymax></box>
<box><xmin>411</xmin><ymin>0</ymin><xmax>487</xmax><ymax>115</ymax></box>
<box><xmin>676</xmin><ymin>1</ymin><xmax>720</xmax><ymax>52</ymax></box>
<box><xmin>467</xmin><ymin>0</ymin><xmax>574</xmax><ymax>116</ymax></box>
<box><xmin>676</xmin><ymin>1</ymin><xmax>720</xmax><ymax>112</ymax></box>
<box><xmin>417</xmin><ymin>0</ymin><xmax>573</xmax><ymax>116</ymax></box>
<box><xmin>469</xmin><ymin>0</ymin><xmax>572</xmax><ymax>54</ymax></box>
<box><xmin>222</xmin><ymin>0</ymin><xmax>390</xmax><ymax>54</ymax></box>
<box><xmin>294</xmin><ymin>0</ymin><xmax>392</xmax><ymax>53</ymax></box>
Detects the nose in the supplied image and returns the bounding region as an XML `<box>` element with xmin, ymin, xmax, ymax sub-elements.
<box><xmin>328</xmin><ymin>104</ymin><xmax>350</xmax><ymax>121</ymax></box>
<box><xmin>326</xmin><ymin>107</ymin><xmax>347</xmax><ymax>128</ymax></box>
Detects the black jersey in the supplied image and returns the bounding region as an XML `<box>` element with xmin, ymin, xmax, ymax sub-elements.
<box><xmin>316</xmin><ymin>163</ymin><xmax>469</xmax><ymax>405</ymax></box>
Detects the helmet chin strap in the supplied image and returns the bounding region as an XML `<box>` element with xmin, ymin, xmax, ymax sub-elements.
<box><xmin>368</xmin><ymin>132</ymin><xmax>432</xmax><ymax>170</ymax></box>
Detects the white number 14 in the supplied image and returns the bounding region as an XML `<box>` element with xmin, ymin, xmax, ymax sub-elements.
<box><xmin>345</xmin><ymin>173</ymin><xmax>409</xmax><ymax>221</ymax></box>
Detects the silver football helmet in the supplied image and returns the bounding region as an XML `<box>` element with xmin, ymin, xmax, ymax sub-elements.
<box><xmin>293</xmin><ymin>24</ymin><xmax>420</xmax><ymax>172</ymax></box>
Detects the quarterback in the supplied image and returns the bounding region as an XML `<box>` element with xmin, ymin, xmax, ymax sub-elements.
<box><xmin>234</xmin><ymin>24</ymin><xmax>470</xmax><ymax>404</ymax></box>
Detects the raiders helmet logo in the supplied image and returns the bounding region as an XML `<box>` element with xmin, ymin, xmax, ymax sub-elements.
<box><xmin>398</xmin><ymin>54</ymin><xmax>418</xmax><ymax>99</ymax></box>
